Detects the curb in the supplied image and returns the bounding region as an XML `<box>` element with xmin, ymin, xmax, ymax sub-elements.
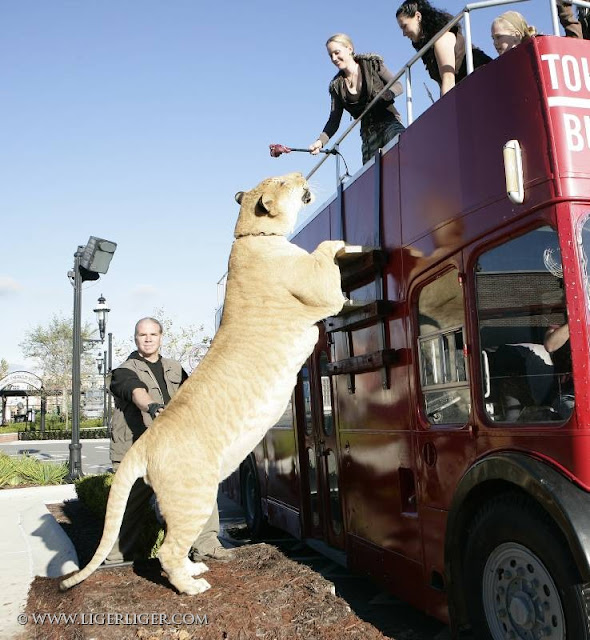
<box><xmin>0</xmin><ymin>484</ymin><xmax>79</xmax><ymax>640</ymax></box>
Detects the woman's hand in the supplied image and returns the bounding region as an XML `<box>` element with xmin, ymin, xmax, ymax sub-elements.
<box><xmin>309</xmin><ymin>139</ymin><xmax>323</xmax><ymax>155</ymax></box>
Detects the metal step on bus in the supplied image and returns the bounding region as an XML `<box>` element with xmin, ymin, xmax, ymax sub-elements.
<box><xmin>325</xmin><ymin>299</ymin><xmax>396</xmax><ymax>333</ymax></box>
<box><xmin>335</xmin><ymin>245</ymin><xmax>388</xmax><ymax>290</ymax></box>
<box><xmin>328</xmin><ymin>245</ymin><xmax>393</xmax><ymax>391</ymax></box>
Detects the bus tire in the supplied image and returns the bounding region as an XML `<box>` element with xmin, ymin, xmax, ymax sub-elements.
<box><xmin>463</xmin><ymin>493</ymin><xmax>590</xmax><ymax>640</ymax></box>
<box><xmin>241</xmin><ymin>458</ymin><xmax>267</xmax><ymax>539</ymax></box>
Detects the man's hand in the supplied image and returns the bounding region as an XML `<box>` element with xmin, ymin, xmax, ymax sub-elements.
<box><xmin>147</xmin><ymin>403</ymin><xmax>165</xmax><ymax>420</ymax></box>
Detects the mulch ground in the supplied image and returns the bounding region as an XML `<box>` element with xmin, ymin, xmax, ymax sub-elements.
<box><xmin>22</xmin><ymin>500</ymin><xmax>392</xmax><ymax>640</ymax></box>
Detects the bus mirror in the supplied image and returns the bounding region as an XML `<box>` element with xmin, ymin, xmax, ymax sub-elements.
<box><xmin>503</xmin><ymin>140</ymin><xmax>524</xmax><ymax>204</ymax></box>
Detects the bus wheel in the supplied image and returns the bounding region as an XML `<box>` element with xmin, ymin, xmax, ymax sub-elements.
<box><xmin>464</xmin><ymin>495</ymin><xmax>590</xmax><ymax>640</ymax></box>
<box><xmin>241</xmin><ymin>458</ymin><xmax>266</xmax><ymax>539</ymax></box>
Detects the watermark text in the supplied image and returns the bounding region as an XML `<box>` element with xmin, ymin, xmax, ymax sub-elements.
<box><xmin>18</xmin><ymin>612</ymin><xmax>208</xmax><ymax>626</ymax></box>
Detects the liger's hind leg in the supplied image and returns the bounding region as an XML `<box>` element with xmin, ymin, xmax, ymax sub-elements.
<box><xmin>157</xmin><ymin>503</ymin><xmax>214</xmax><ymax>595</ymax></box>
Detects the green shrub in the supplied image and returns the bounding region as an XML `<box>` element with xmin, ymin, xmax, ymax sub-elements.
<box><xmin>0</xmin><ymin>451</ymin><xmax>68</xmax><ymax>487</ymax></box>
<box><xmin>74</xmin><ymin>473</ymin><xmax>114</xmax><ymax>518</ymax></box>
<box><xmin>75</xmin><ymin>472</ymin><xmax>164</xmax><ymax>558</ymax></box>
<box><xmin>81</xmin><ymin>418</ymin><xmax>103</xmax><ymax>430</ymax></box>
<box><xmin>0</xmin><ymin>453</ymin><xmax>17</xmax><ymax>486</ymax></box>
<box><xmin>30</xmin><ymin>415</ymin><xmax>66</xmax><ymax>431</ymax></box>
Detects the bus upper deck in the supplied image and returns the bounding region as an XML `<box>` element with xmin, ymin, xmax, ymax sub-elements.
<box><xmin>221</xmin><ymin>8</ymin><xmax>590</xmax><ymax>640</ymax></box>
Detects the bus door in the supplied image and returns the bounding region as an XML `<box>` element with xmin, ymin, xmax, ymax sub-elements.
<box><xmin>412</xmin><ymin>260</ymin><xmax>476</xmax><ymax>582</ymax></box>
<box><xmin>299</xmin><ymin>332</ymin><xmax>345</xmax><ymax>549</ymax></box>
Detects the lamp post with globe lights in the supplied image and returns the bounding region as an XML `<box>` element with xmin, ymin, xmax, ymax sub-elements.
<box><xmin>95</xmin><ymin>351</ymin><xmax>108</xmax><ymax>428</ymax></box>
<box><xmin>94</xmin><ymin>294</ymin><xmax>110</xmax><ymax>342</ymax></box>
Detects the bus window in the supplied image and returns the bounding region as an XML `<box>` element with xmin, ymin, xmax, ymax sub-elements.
<box><xmin>326</xmin><ymin>450</ymin><xmax>342</xmax><ymax>535</ymax></box>
<box><xmin>475</xmin><ymin>226</ymin><xmax>572</xmax><ymax>423</ymax></box>
<box><xmin>579</xmin><ymin>216</ymin><xmax>590</xmax><ymax>311</ymax></box>
<box><xmin>301</xmin><ymin>365</ymin><xmax>313</xmax><ymax>436</ymax></box>
<box><xmin>307</xmin><ymin>447</ymin><xmax>320</xmax><ymax>528</ymax></box>
<box><xmin>319</xmin><ymin>352</ymin><xmax>333</xmax><ymax>437</ymax></box>
<box><xmin>417</xmin><ymin>269</ymin><xmax>471</xmax><ymax>425</ymax></box>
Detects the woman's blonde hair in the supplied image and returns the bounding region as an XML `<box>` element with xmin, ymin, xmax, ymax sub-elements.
<box><xmin>326</xmin><ymin>33</ymin><xmax>355</xmax><ymax>53</ymax></box>
<box><xmin>493</xmin><ymin>11</ymin><xmax>537</xmax><ymax>41</ymax></box>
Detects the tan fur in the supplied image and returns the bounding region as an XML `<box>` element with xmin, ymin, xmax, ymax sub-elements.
<box><xmin>59</xmin><ymin>172</ymin><xmax>346</xmax><ymax>595</ymax></box>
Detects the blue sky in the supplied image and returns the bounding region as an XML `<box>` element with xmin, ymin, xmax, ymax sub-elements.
<box><xmin>1</xmin><ymin>0</ymin><xmax>553</xmax><ymax>371</ymax></box>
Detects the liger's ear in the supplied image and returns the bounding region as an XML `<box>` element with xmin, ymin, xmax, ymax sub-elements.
<box><xmin>255</xmin><ymin>192</ymin><xmax>275</xmax><ymax>217</ymax></box>
<box><xmin>235</xmin><ymin>191</ymin><xmax>244</xmax><ymax>205</ymax></box>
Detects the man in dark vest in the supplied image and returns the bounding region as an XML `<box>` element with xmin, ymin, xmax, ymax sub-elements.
<box><xmin>105</xmin><ymin>316</ymin><xmax>233</xmax><ymax>564</ymax></box>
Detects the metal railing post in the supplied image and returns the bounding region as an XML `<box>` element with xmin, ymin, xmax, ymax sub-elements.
<box><xmin>463</xmin><ymin>10</ymin><xmax>474</xmax><ymax>75</ymax></box>
<box><xmin>405</xmin><ymin>67</ymin><xmax>414</xmax><ymax>126</ymax></box>
<box><xmin>550</xmin><ymin>0</ymin><xmax>561</xmax><ymax>35</ymax></box>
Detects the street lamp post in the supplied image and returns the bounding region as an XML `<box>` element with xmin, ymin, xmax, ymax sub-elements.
<box><xmin>68</xmin><ymin>237</ymin><xmax>116</xmax><ymax>481</ymax></box>
<box><xmin>95</xmin><ymin>350</ymin><xmax>108</xmax><ymax>428</ymax></box>
<box><xmin>107</xmin><ymin>332</ymin><xmax>113</xmax><ymax>433</ymax></box>
<box><xmin>93</xmin><ymin>295</ymin><xmax>110</xmax><ymax>429</ymax></box>
<box><xmin>69</xmin><ymin>246</ymin><xmax>84</xmax><ymax>480</ymax></box>
<box><xmin>94</xmin><ymin>294</ymin><xmax>110</xmax><ymax>342</ymax></box>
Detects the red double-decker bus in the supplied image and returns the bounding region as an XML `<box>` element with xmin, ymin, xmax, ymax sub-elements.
<box><xmin>222</xmin><ymin>24</ymin><xmax>590</xmax><ymax>640</ymax></box>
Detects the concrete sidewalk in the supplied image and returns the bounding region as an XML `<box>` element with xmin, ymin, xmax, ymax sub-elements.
<box><xmin>0</xmin><ymin>482</ymin><xmax>244</xmax><ymax>640</ymax></box>
<box><xmin>0</xmin><ymin>484</ymin><xmax>79</xmax><ymax>640</ymax></box>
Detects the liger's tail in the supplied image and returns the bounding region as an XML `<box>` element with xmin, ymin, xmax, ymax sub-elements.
<box><xmin>59</xmin><ymin>441</ymin><xmax>147</xmax><ymax>591</ymax></box>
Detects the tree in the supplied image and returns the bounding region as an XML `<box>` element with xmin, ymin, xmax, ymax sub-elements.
<box><xmin>113</xmin><ymin>308</ymin><xmax>212</xmax><ymax>373</ymax></box>
<box><xmin>155</xmin><ymin>308</ymin><xmax>212</xmax><ymax>372</ymax></box>
<box><xmin>0</xmin><ymin>359</ymin><xmax>8</xmax><ymax>380</ymax></box>
<box><xmin>19</xmin><ymin>314</ymin><xmax>98</xmax><ymax>424</ymax></box>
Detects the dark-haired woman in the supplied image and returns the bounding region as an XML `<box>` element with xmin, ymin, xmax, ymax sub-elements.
<box><xmin>396</xmin><ymin>0</ymin><xmax>492</xmax><ymax>96</ymax></box>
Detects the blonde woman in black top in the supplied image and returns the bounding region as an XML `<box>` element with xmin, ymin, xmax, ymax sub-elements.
<box><xmin>309</xmin><ymin>33</ymin><xmax>405</xmax><ymax>164</ymax></box>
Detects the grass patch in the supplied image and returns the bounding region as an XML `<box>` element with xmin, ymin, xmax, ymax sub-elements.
<box><xmin>0</xmin><ymin>424</ymin><xmax>27</xmax><ymax>435</ymax></box>
<box><xmin>0</xmin><ymin>451</ymin><xmax>68</xmax><ymax>487</ymax></box>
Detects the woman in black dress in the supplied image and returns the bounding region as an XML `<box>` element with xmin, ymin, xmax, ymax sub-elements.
<box><xmin>396</xmin><ymin>0</ymin><xmax>491</xmax><ymax>96</ymax></box>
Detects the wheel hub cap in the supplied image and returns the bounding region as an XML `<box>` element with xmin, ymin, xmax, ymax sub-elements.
<box><xmin>482</xmin><ymin>542</ymin><xmax>565</xmax><ymax>640</ymax></box>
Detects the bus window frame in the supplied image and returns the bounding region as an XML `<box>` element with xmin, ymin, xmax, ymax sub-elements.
<box><xmin>411</xmin><ymin>260</ymin><xmax>472</xmax><ymax>430</ymax></box>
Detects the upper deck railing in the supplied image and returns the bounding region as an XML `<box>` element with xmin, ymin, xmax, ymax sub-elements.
<box><xmin>307</xmin><ymin>0</ymin><xmax>588</xmax><ymax>185</ymax></box>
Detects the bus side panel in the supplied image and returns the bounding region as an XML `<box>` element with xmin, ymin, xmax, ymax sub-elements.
<box><xmin>535</xmin><ymin>37</ymin><xmax>590</xmax><ymax>193</ymax></box>
<box><xmin>335</xmin><ymin>358</ymin><xmax>421</xmax><ymax>561</ymax></box>
<box><xmin>347</xmin><ymin>534</ymin><xmax>431</xmax><ymax>621</ymax></box>
<box><xmin>382</xmin><ymin>146</ymin><xmax>403</xmax><ymax>303</ymax></box>
<box><xmin>342</xmin><ymin>166</ymin><xmax>376</xmax><ymax>246</ymax></box>
<box><xmin>292</xmin><ymin>203</ymin><xmax>332</xmax><ymax>252</ymax></box>
<box><xmin>339</xmin><ymin>426</ymin><xmax>420</xmax><ymax>559</ymax></box>
<box><xmin>398</xmin><ymin>42</ymin><xmax>554</xmax><ymax>249</ymax></box>
<box><xmin>418</xmin><ymin>506</ymin><xmax>450</xmax><ymax>622</ymax></box>
<box><xmin>264</xmin><ymin>424</ymin><xmax>300</xmax><ymax>513</ymax></box>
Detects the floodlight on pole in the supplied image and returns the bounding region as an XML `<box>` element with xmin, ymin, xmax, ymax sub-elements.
<box><xmin>68</xmin><ymin>236</ymin><xmax>117</xmax><ymax>481</ymax></box>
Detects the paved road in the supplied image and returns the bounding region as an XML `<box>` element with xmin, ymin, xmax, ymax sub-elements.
<box><xmin>0</xmin><ymin>439</ymin><xmax>112</xmax><ymax>475</ymax></box>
